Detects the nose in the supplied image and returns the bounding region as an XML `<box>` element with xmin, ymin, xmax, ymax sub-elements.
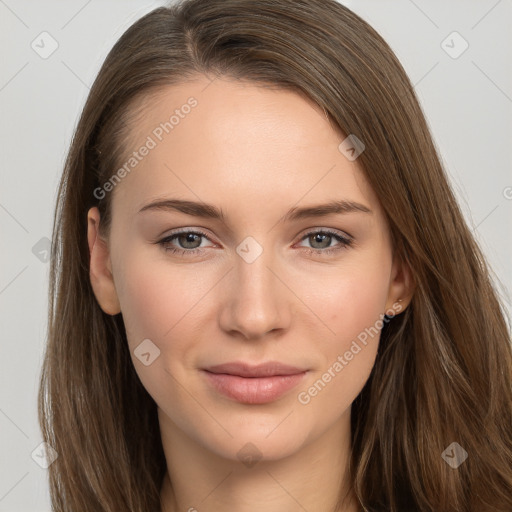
<box><xmin>218</xmin><ymin>249</ymin><xmax>291</xmax><ymax>340</ymax></box>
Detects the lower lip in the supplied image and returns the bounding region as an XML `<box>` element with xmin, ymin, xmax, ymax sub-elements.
<box><xmin>202</xmin><ymin>370</ymin><xmax>308</xmax><ymax>404</ymax></box>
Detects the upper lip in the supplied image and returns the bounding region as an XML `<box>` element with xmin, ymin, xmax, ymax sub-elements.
<box><xmin>203</xmin><ymin>361</ymin><xmax>307</xmax><ymax>378</ymax></box>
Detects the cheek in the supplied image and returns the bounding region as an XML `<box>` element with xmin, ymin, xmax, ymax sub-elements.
<box><xmin>116</xmin><ymin>257</ymin><xmax>212</xmax><ymax>421</ymax></box>
<box><xmin>118</xmin><ymin>270</ymin><xmax>176</xmax><ymax>347</ymax></box>
<box><xmin>116</xmin><ymin>251</ymin><xmax>207</xmax><ymax>346</ymax></box>
<box><xmin>115</xmin><ymin>253</ymin><xmax>218</xmax><ymax>387</ymax></box>
<box><xmin>298</xmin><ymin>258</ymin><xmax>390</xmax><ymax>343</ymax></box>
<box><xmin>293</xmin><ymin>259</ymin><xmax>390</xmax><ymax>414</ymax></box>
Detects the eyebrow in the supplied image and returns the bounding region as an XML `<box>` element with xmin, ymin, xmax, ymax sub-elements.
<box><xmin>138</xmin><ymin>198</ymin><xmax>372</xmax><ymax>221</ymax></box>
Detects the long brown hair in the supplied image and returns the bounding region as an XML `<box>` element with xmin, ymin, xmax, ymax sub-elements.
<box><xmin>38</xmin><ymin>0</ymin><xmax>512</xmax><ymax>510</ymax></box>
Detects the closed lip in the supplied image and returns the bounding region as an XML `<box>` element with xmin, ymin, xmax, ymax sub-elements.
<box><xmin>203</xmin><ymin>361</ymin><xmax>307</xmax><ymax>378</ymax></box>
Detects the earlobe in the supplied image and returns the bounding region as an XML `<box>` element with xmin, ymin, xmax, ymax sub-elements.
<box><xmin>87</xmin><ymin>207</ymin><xmax>121</xmax><ymax>316</ymax></box>
<box><xmin>385</xmin><ymin>253</ymin><xmax>415</xmax><ymax>315</ymax></box>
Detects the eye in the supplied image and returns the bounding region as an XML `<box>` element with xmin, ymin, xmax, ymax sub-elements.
<box><xmin>157</xmin><ymin>229</ymin><xmax>214</xmax><ymax>256</ymax></box>
<box><xmin>295</xmin><ymin>229</ymin><xmax>353</xmax><ymax>255</ymax></box>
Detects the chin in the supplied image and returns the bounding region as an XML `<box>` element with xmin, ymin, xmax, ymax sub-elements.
<box><xmin>194</xmin><ymin>413</ymin><xmax>314</xmax><ymax>463</ymax></box>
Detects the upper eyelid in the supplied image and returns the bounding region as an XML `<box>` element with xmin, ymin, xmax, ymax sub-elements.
<box><xmin>160</xmin><ymin>228</ymin><xmax>215</xmax><ymax>244</ymax></box>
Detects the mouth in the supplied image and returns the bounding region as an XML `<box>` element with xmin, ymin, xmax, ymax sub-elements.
<box><xmin>201</xmin><ymin>361</ymin><xmax>308</xmax><ymax>404</ymax></box>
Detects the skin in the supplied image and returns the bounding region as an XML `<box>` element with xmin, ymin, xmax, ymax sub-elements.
<box><xmin>87</xmin><ymin>75</ymin><xmax>413</xmax><ymax>512</ymax></box>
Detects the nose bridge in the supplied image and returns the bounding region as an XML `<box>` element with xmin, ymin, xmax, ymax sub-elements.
<box><xmin>220</xmin><ymin>237</ymin><xmax>289</xmax><ymax>339</ymax></box>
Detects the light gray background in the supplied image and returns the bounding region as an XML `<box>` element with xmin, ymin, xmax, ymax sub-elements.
<box><xmin>1</xmin><ymin>1</ymin><xmax>511</xmax><ymax>510</ymax></box>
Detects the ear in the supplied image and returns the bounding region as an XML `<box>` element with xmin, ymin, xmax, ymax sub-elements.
<box><xmin>384</xmin><ymin>251</ymin><xmax>415</xmax><ymax>316</ymax></box>
<box><xmin>87</xmin><ymin>207</ymin><xmax>121</xmax><ymax>315</ymax></box>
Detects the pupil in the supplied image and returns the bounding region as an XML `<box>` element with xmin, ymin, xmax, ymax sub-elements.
<box><xmin>181</xmin><ymin>233</ymin><xmax>199</xmax><ymax>248</ymax></box>
<box><xmin>312</xmin><ymin>233</ymin><xmax>329</xmax><ymax>248</ymax></box>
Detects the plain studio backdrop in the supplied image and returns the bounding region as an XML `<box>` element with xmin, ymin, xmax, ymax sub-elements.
<box><xmin>0</xmin><ymin>1</ymin><xmax>511</xmax><ymax>510</ymax></box>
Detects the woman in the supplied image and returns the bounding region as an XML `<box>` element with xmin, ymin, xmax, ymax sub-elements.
<box><xmin>38</xmin><ymin>0</ymin><xmax>512</xmax><ymax>511</ymax></box>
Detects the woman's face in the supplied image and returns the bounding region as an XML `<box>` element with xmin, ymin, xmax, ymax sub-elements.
<box><xmin>88</xmin><ymin>75</ymin><xmax>410</xmax><ymax>462</ymax></box>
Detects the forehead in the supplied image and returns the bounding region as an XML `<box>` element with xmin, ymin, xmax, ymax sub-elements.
<box><xmin>110</xmin><ymin>75</ymin><xmax>380</xmax><ymax>222</ymax></box>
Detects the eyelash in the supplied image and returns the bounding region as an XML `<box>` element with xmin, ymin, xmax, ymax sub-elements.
<box><xmin>156</xmin><ymin>228</ymin><xmax>353</xmax><ymax>257</ymax></box>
